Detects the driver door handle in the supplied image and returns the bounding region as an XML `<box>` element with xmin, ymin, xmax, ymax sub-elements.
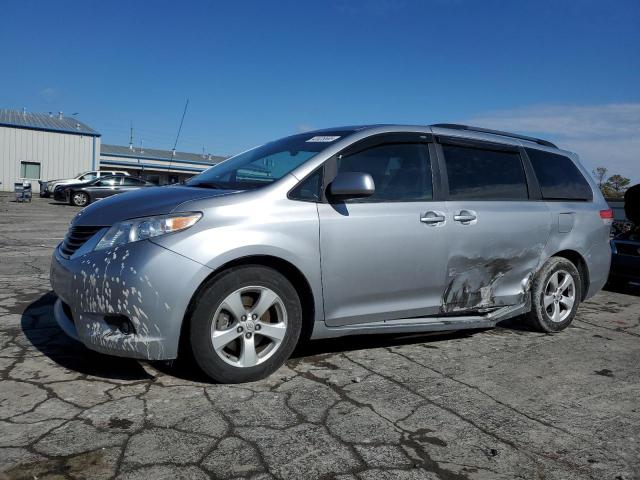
<box><xmin>420</xmin><ymin>211</ymin><xmax>446</xmax><ymax>225</ymax></box>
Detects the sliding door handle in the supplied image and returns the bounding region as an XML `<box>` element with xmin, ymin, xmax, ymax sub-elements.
<box><xmin>420</xmin><ymin>211</ymin><xmax>446</xmax><ymax>225</ymax></box>
<box><xmin>453</xmin><ymin>210</ymin><xmax>477</xmax><ymax>224</ymax></box>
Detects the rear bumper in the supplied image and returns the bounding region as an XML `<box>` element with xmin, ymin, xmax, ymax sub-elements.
<box><xmin>50</xmin><ymin>239</ymin><xmax>212</xmax><ymax>360</ymax></box>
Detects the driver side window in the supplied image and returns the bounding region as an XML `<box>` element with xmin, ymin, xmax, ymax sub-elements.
<box><xmin>336</xmin><ymin>143</ymin><xmax>433</xmax><ymax>202</ymax></box>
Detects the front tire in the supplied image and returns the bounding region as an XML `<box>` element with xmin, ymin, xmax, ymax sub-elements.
<box><xmin>526</xmin><ymin>257</ymin><xmax>581</xmax><ymax>333</ymax></box>
<box><xmin>189</xmin><ymin>266</ymin><xmax>302</xmax><ymax>383</ymax></box>
<box><xmin>70</xmin><ymin>191</ymin><xmax>90</xmax><ymax>207</ymax></box>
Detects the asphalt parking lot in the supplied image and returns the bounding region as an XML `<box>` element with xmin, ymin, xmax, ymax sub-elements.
<box><xmin>0</xmin><ymin>194</ymin><xmax>639</xmax><ymax>480</ymax></box>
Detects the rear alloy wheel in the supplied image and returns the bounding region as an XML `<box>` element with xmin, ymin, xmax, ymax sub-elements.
<box><xmin>71</xmin><ymin>191</ymin><xmax>89</xmax><ymax>207</ymax></box>
<box><xmin>526</xmin><ymin>257</ymin><xmax>581</xmax><ymax>332</ymax></box>
<box><xmin>189</xmin><ymin>266</ymin><xmax>302</xmax><ymax>383</ymax></box>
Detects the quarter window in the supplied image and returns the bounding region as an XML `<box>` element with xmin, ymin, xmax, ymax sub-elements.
<box><xmin>442</xmin><ymin>145</ymin><xmax>528</xmax><ymax>200</ymax></box>
<box><xmin>336</xmin><ymin>143</ymin><xmax>433</xmax><ymax>202</ymax></box>
<box><xmin>526</xmin><ymin>148</ymin><xmax>593</xmax><ymax>201</ymax></box>
<box><xmin>290</xmin><ymin>168</ymin><xmax>323</xmax><ymax>202</ymax></box>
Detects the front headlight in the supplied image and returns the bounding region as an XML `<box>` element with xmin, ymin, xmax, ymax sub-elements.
<box><xmin>94</xmin><ymin>212</ymin><xmax>202</xmax><ymax>251</ymax></box>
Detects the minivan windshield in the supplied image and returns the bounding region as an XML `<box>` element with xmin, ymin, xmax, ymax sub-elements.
<box><xmin>186</xmin><ymin>132</ymin><xmax>348</xmax><ymax>190</ymax></box>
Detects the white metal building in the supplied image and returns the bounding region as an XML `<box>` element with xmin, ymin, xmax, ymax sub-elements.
<box><xmin>0</xmin><ymin>109</ymin><xmax>225</xmax><ymax>192</ymax></box>
<box><xmin>0</xmin><ymin>109</ymin><xmax>100</xmax><ymax>193</ymax></box>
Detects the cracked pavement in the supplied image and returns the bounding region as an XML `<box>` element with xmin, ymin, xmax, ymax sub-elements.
<box><xmin>1</xmin><ymin>194</ymin><xmax>639</xmax><ymax>479</ymax></box>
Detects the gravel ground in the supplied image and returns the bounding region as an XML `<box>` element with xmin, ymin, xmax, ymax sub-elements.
<box><xmin>0</xmin><ymin>194</ymin><xmax>639</xmax><ymax>480</ymax></box>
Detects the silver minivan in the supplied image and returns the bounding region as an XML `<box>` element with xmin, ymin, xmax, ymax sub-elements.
<box><xmin>51</xmin><ymin>124</ymin><xmax>613</xmax><ymax>383</ymax></box>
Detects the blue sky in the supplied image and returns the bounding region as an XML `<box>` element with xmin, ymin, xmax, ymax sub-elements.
<box><xmin>1</xmin><ymin>0</ymin><xmax>638</xmax><ymax>180</ymax></box>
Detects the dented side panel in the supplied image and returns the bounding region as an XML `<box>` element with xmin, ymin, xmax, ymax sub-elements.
<box><xmin>441</xmin><ymin>200</ymin><xmax>552</xmax><ymax>313</ymax></box>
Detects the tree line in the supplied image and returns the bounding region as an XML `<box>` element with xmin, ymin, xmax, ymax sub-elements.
<box><xmin>592</xmin><ymin>167</ymin><xmax>632</xmax><ymax>199</ymax></box>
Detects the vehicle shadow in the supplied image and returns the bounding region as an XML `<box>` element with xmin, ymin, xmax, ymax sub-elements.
<box><xmin>604</xmin><ymin>281</ymin><xmax>640</xmax><ymax>297</ymax></box>
<box><xmin>150</xmin><ymin>329</ymin><xmax>485</xmax><ymax>384</ymax></box>
<box><xmin>21</xmin><ymin>292</ymin><xmax>540</xmax><ymax>384</ymax></box>
<box><xmin>20</xmin><ymin>292</ymin><xmax>153</xmax><ymax>381</ymax></box>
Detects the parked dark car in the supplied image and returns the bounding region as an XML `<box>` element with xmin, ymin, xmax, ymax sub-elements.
<box><xmin>609</xmin><ymin>184</ymin><xmax>639</xmax><ymax>286</ymax></box>
<box><xmin>54</xmin><ymin>175</ymin><xmax>154</xmax><ymax>206</ymax></box>
<box><xmin>610</xmin><ymin>232</ymin><xmax>640</xmax><ymax>286</ymax></box>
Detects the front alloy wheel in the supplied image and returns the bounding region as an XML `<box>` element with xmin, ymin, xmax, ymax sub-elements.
<box><xmin>212</xmin><ymin>286</ymin><xmax>288</xmax><ymax>368</ymax></box>
<box><xmin>189</xmin><ymin>266</ymin><xmax>302</xmax><ymax>383</ymax></box>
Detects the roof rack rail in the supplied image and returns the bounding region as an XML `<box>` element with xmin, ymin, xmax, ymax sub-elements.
<box><xmin>430</xmin><ymin>123</ymin><xmax>557</xmax><ymax>148</ymax></box>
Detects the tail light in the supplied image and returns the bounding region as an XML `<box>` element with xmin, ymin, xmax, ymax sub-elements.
<box><xmin>600</xmin><ymin>209</ymin><xmax>614</xmax><ymax>224</ymax></box>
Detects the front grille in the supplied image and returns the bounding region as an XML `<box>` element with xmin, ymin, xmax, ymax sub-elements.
<box><xmin>60</xmin><ymin>226</ymin><xmax>105</xmax><ymax>257</ymax></box>
<box><xmin>615</xmin><ymin>242</ymin><xmax>640</xmax><ymax>257</ymax></box>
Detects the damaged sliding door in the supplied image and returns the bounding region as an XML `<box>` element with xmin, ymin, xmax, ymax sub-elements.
<box><xmin>437</xmin><ymin>139</ymin><xmax>552</xmax><ymax>314</ymax></box>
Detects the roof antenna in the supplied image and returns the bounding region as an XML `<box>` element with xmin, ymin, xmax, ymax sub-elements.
<box><xmin>169</xmin><ymin>99</ymin><xmax>189</xmax><ymax>175</ymax></box>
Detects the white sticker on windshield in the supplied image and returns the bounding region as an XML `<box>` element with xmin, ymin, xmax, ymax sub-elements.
<box><xmin>306</xmin><ymin>136</ymin><xmax>341</xmax><ymax>142</ymax></box>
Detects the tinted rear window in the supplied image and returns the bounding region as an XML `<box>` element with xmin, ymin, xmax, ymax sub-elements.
<box><xmin>442</xmin><ymin>145</ymin><xmax>528</xmax><ymax>200</ymax></box>
<box><xmin>526</xmin><ymin>149</ymin><xmax>592</xmax><ymax>201</ymax></box>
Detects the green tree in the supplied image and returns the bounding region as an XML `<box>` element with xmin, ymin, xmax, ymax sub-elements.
<box><xmin>604</xmin><ymin>174</ymin><xmax>631</xmax><ymax>198</ymax></box>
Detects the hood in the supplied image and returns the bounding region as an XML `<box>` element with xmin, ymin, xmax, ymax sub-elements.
<box><xmin>72</xmin><ymin>185</ymin><xmax>238</xmax><ymax>227</ymax></box>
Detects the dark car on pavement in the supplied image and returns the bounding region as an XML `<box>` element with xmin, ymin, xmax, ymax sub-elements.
<box><xmin>611</xmin><ymin>231</ymin><xmax>640</xmax><ymax>286</ymax></box>
<box><xmin>54</xmin><ymin>175</ymin><xmax>154</xmax><ymax>207</ymax></box>
<box><xmin>609</xmin><ymin>184</ymin><xmax>639</xmax><ymax>287</ymax></box>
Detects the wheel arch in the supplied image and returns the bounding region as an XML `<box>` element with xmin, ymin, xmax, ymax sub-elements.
<box><xmin>548</xmin><ymin>249</ymin><xmax>590</xmax><ymax>301</ymax></box>
<box><xmin>178</xmin><ymin>254</ymin><xmax>316</xmax><ymax>357</ymax></box>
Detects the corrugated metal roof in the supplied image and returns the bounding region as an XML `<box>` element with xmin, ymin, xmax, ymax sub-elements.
<box><xmin>101</xmin><ymin>144</ymin><xmax>225</xmax><ymax>165</ymax></box>
<box><xmin>0</xmin><ymin>109</ymin><xmax>100</xmax><ymax>136</ymax></box>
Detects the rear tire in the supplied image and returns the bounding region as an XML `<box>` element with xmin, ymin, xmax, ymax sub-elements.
<box><xmin>526</xmin><ymin>257</ymin><xmax>581</xmax><ymax>333</ymax></box>
<box><xmin>70</xmin><ymin>191</ymin><xmax>90</xmax><ymax>207</ymax></box>
<box><xmin>189</xmin><ymin>265</ymin><xmax>302</xmax><ymax>383</ymax></box>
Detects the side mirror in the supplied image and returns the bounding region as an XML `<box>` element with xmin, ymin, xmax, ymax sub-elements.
<box><xmin>328</xmin><ymin>172</ymin><xmax>375</xmax><ymax>199</ymax></box>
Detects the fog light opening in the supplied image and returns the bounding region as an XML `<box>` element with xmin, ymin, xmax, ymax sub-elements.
<box><xmin>104</xmin><ymin>315</ymin><xmax>136</xmax><ymax>335</ymax></box>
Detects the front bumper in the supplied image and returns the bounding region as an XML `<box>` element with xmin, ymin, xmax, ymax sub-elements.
<box><xmin>50</xmin><ymin>238</ymin><xmax>211</xmax><ymax>360</ymax></box>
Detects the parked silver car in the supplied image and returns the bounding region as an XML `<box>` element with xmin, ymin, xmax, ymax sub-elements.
<box><xmin>51</xmin><ymin>124</ymin><xmax>613</xmax><ymax>383</ymax></box>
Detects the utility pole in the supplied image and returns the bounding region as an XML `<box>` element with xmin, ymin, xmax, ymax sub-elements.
<box><xmin>169</xmin><ymin>99</ymin><xmax>189</xmax><ymax>181</ymax></box>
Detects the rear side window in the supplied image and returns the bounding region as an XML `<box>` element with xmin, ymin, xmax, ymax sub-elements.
<box><xmin>442</xmin><ymin>145</ymin><xmax>528</xmax><ymax>200</ymax></box>
<box><xmin>526</xmin><ymin>149</ymin><xmax>593</xmax><ymax>201</ymax></box>
<box><xmin>336</xmin><ymin>143</ymin><xmax>433</xmax><ymax>202</ymax></box>
<box><xmin>95</xmin><ymin>178</ymin><xmax>121</xmax><ymax>187</ymax></box>
<box><xmin>122</xmin><ymin>177</ymin><xmax>144</xmax><ymax>186</ymax></box>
